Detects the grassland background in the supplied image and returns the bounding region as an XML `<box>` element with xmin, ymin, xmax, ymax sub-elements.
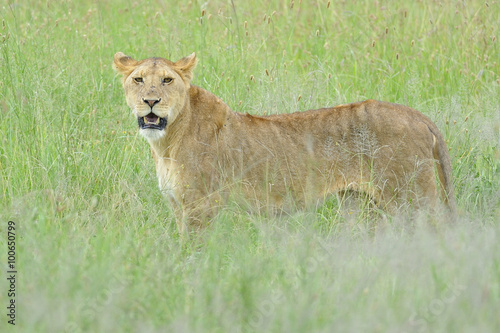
<box><xmin>0</xmin><ymin>0</ymin><xmax>499</xmax><ymax>332</ymax></box>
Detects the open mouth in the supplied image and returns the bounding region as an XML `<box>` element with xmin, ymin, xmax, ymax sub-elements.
<box><xmin>138</xmin><ymin>113</ymin><xmax>167</xmax><ymax>130</ymax></box>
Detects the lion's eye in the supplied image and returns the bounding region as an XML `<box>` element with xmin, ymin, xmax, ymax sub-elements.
<box><xmin>133</xmin><ymin>77</ymin><xmax>143</xmax><ymax>83</ymax></box>
<box><xmin>163</xmin><ymin>77</ymin><xmax>173</xmax><ymax>84</ymax></box>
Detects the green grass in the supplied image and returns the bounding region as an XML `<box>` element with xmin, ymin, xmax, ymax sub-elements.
<box><xmin>0</xmin><ymin>0</ymin><xmax>499</xmax><ymax>331</ymax></box>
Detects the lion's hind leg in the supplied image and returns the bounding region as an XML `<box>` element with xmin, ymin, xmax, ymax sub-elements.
<box><xmin>336</xmin><ymin>190</ymin><xmax>384</xmax><ymax>224</ymax></box>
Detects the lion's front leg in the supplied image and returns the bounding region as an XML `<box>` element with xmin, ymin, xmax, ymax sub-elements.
<box><xmin>174</xmin><ymin>188</ymin><xmax>222</xmax><ymax>237</ymax></box>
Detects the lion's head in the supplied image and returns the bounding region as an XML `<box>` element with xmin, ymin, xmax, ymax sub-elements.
<box><xmin>113</xmin><ymin>52</ymin><xmax>198</xmax><ymax>141</ymax></box>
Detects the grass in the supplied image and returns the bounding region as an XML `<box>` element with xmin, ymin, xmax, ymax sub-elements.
<box><xmin>0</xmin><ymin>0</ymin><xmax>499</xmax><ymax>331</ymax></box>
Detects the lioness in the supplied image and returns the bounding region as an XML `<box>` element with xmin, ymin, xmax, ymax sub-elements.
<box><xmin>114</xmin><ymin>52</ymin><xmax>456</xmax><ymax>235</ymax></box>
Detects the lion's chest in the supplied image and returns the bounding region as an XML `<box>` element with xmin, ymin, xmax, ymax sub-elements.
<box><xmin>158</xmin><ymin>173</ymin><xmax>175</xmax><ymax>198</ymax></box>
<box><xmin>155</xmin><ymin>158</ymin><xmax>179</xmax><ymax>203</ymax></box>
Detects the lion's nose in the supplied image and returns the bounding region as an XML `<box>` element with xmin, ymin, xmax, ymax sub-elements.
<box><xmin>143</xmin><ymin>98</ymin><xmax>161</xmax><ymax>108</ymax></box>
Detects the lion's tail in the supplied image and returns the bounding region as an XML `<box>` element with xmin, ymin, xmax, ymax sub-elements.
<box><xmin>430</xmin><ymin>126</ymin><xmax>457</xmax><ymax>220</ymax></box>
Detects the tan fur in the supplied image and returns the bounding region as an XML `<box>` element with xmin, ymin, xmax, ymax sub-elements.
<box><xmin>114</xmin><ymin>53</ymin><xmax>456</xmax><ymax>235</ymax></box>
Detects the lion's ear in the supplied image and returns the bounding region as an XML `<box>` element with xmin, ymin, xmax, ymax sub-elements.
<box><xmin>113</xmin><ymin>52</ymin><xmax>138</xmax><ymax>77</ymax></box>
<box><xmin>175</xmin><ymin>53</ymin><xmax>198</xmax><ymax>82</ymax></box>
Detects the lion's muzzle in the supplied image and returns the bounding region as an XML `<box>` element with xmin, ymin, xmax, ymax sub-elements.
<box><xmin>138</xmin><ymin>113</ymin><xmax>167</xmax><ymax>130</ymax></box>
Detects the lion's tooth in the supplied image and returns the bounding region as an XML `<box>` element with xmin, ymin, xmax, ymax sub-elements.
<box><xmin>155</xmin><ymin>117</ymin><xmax>160</xmax><ymax>125</ymax></box>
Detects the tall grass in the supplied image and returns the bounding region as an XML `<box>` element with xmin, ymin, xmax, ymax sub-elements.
<box><xmin>0</xmin><ymin>0</ymin><xmax>499</xmax><ymax>332</ymax></box>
